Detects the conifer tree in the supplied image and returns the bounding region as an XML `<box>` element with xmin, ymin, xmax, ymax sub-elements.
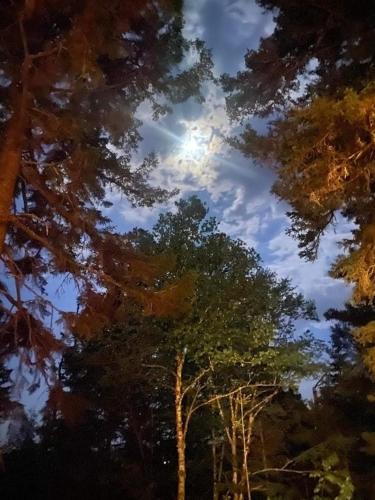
<box><xmin>222</xmin><ymin>0</ymin><xmax>375</xmax><ymax>119</ymax></box>
<box><xmin>0</xmin><ymin>1</ymin><xmax>212</xmax><ymax>371</ymax></box>
<box><xmin>223</xmin><ymin>0</ymin><xmax>375</xmax><ymax>374</ymax></box>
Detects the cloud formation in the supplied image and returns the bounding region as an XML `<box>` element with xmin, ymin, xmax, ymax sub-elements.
<box><xmin>114</xmin><ymin>0</ymin><xmax>352</xmax><ymax>339</ymax></box>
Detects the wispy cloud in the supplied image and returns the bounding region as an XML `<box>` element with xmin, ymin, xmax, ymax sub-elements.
<box><xmin>112</xmin><ymin>0</ymin><xmax>352</xmax><ymax>333</ymax></box>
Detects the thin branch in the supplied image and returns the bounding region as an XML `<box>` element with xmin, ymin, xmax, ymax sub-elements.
<box><xmin>216</xmin><ymin>396</ymin><xmax>232</xmax><ymax>445</ymax></box>
<box><xmin>141</xmin><ymin>363</ymin><xmax>173</xmax><ymax>375</ymax></box>
<box><xmin>29</xmin><ymin>45</ymin><xmax>60</xmax><ymax>61</ymax></box>
<box><xmin>251</xmin><ymin>390</ymin><xmax>279</xmax><ymax>419</ymax></box>
<box><xmin>184</xmin><ymin>385</ymin><xmax>201</xmax><ymax>437</ymax></box>
<box><xmin>190</xmin><ymin>384</ymin><xmax>276</xmax><ymax>416</ymax></box>
<box><xmin>250</xmin><ymin>467</ymin><xmax>314</xmax><ymax>476</ymax></box>
<box><xmin>18</xmin><ymin>14</ymin><xmax>29</xmax><ymax>58</ymax></box>
<box><xmin>182</xmin><ymin>368</ymin><xmax>210</xmax><ymax>399</ymax></box>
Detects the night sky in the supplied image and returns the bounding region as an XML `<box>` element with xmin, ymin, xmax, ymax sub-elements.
<box><xmin>3</xmin><ymin>1</ymin><xmax>353</xmax><ymax>423</ymax></box>
<box><xmin>111</xmin><ymin>0</ymin><xmax>352</xmax><ymax>336</ymax></box>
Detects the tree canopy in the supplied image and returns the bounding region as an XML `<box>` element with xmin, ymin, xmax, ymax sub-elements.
<box><xmin>2</xmin><ymin>1</ymin><xmax>375</xmax><ymax>499</ymax></box>
<box><xmin>1</xmin><ymin>197</ymin><xmax>327</xmax><ymax>500</ymax></box>
<box><xmin>223</xmin><ymin>0</ymin><xmax>375</xmax><ymax>375</ymax></box>
<box><xmin>0</xmin><ymin>0</ymin><xmax>212</xmax><ymax>370</ymax></box>
<box><xmin>222</xmin><ymin>0</ymin><xmax>375</xmax><ymax>118</ymax></box>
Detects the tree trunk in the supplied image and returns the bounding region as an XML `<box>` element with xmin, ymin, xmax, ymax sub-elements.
<box><xmin>232</xmin><ymin>437</ymin><xmax>239</xmax><ymax>500</ymax></box>
<box><xmin>240</xmin><ymin>412</ymin><xmax>253</xmax><ymax>500</ymax></box>
<box><xmin>175</xmin><ymin>353</ymin><xmax>186</xmax><ymax>500</ymax></box>
<box><xmin>0</xmin><ymin>102</ymin><xmax>26</xmax><ymax>254</ymax></box>
<box><xmin>212</xmin><ymin>431</ymin><xmax>218</xmax><ymax>500</ymax></box>
<box><xmin>230</xmin><ymin>395</ymin><xmax>239</xmax><ymax>500</ymax></box>
<box><xmin>0</xmin><ymin>11</ymin><xmax>31</xmax><ymax>255</ymax></box>
<box><xmin>212</xmin><ymin>431</ymin><xmax>225</xmax><ymax>500</ymax></box>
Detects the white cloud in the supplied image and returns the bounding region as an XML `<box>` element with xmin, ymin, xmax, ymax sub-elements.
<box><xmin>110</xmin><ymin>0</ymin><xmax>353</xmax><ymax>332</ymax></box>
<box><xmin>123</xmin><ymin>77</ymin><xmax>351</xmax><ymax>322</ymax></box>
<box><xmin>183</xmin><ymin>0</ymin><xmax>209</xmax><ymax>40</ymax></box>
<box><xmin>266</xmin><ymin>221</ymin><xmax>352</xmax><ymax>315</ymax></box>
<box><xmin>224</xmin><ymin>0</ymin><xmax>274</xmax><ymax>39</ymax></box>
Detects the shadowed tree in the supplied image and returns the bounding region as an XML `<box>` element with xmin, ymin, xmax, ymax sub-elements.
<box><xmin>104</xmin><ymin>197</ymin><xmax>317</xmax><ymax>500</ymax></box>
<box><xmin>4</xmin><ymin>197</ymin><xmax>317</xmax><ymax>500</ymax></box>
<box><xmin>222</xmin><ymin>0</ymin><xmax>375</xmax><ymax>374</ymax></box>
<box><xmin>222</xmin><ymin>0</ymin><xmax>375</xmax><ymax>119</ymax></box>
<box><xmin>0</xmin><ymin>0</ymin><xmax>212</xmax><ymax>384</ymax></box>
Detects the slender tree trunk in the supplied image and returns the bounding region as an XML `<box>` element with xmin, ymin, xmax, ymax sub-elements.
<box><xmin>232</xmin><ymin>437</ymin><xmax>239</xmax><ymax>500</ymax></box>
<box><xmin>175</xmin><ymin>353</ymin><xmax>186</xmax><ymax>500</ymax></box>
<box><xmin>239</xmin><ymin>393</ymin><xmax>252</xmax><ymax>500</ymax></box>
<box><xmin>212</xmin><ymin>431</ymin><xmax>224</xmax><ymax>500</ymax></box>
<box><xmin>230</xmin><ymin>394</ymin><xmax>240</xmax><ymax>500</ymax></box>
<box><xmin>240</xmin><ymin>413</ymin><xmax>253</xmax><ymax>500</ymax></box>
<box><xmin>212</xmin><ymin>431</ymin><xmax>218</xmax><ymax>500</ymax></box>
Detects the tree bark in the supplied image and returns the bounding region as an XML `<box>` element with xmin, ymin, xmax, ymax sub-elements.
<box><xmin>240</xmin><ymin>412</ymin><xmax>253</xmax><ymax>500</ymax></box>
<box><xmin>212</xmin><ymin>431</ymin><xmax>224</xmax><ymax>500</ymax></box>
<box><xmin>230</xmin><ymin>394</ymin><xmax>240</xmax><ymax>500</ymax></box>
<box><xmin>175</xmin><ymin>353</ymin><xmax>186</xmax><ymax>500</ymax></box>
<box><xmin>212</xmin><ymin>431</ymin><xmax>218</xmax><ymax>500</ymax></box>
<box><xmin>0</xmin><ymin>101</ymin><xmax>27</xmax><ymax>255</ymax></box>
<box><xmin>232</xmin><ymin>436</ymin><xmax>239</xmax><ymax>500</ymax></box>
<box><xmin>0</xmin><ymin>12</ymin><xmax>31</xmax><ymax>255</ymax></box>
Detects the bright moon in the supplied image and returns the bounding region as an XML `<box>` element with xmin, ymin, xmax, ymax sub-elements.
<box><xmin>181</xmin><ymin>136</ymin><xmax>200</xmax><ymax>157</ymax></box>
<box><xmin>178</xmin><ymin>127</ymin><xmax>212</xmax><ymax>163</ymax></box>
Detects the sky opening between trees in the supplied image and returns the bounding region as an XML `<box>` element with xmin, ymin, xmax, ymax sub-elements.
<box><xmin>1</xmin><ymin>1</ymin><xmax>375</xmax><ymax>499</ymax></box>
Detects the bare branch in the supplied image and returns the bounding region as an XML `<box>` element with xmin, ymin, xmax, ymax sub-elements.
<box><xmin>182</xmin><ymin>368</ymin><xmax>210</xmax><ymax>399</ymax></box>
<box><xmin>141</xmin><ymin>363</ymin><xmax>173</xmax><ymax>376</ymax></box>
<box><xmin>251</xmin><ymin>467</ymin><xmax>313</xmax><ymax>476</ymax></box>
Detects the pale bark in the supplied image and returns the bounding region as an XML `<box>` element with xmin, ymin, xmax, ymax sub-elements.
<box><xmin>230</xmin><ymin>394</ymin><xmax>240</xmax><ymax>500</ymax></box>
<box><xmin>240</xmin><ymin>410</ymin><xmax>253</xmax><ymax>500</ymax></box>
<box><xmin>175</xmin><ymin>353</ymin><xmax>186</xmax><ymax>500</ymax></box>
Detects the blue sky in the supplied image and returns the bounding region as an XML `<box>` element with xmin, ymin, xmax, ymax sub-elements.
<box><xmin>1</xmin><ymin>1</ymin><xmax>353</xmax><ymax>427</ymax></box>
<box><xmin>36</xmin><ymin>0</ymin><xmax>351</xmax><ymax>330</ymax></box>
<box><xmin>107</xmin><ymin>0</ymin><xmax>351</xmax><ymax>332</ymax></box>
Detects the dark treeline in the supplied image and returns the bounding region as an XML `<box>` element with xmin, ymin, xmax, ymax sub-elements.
<box><xmin>1</xmin><ymin>1</ymin><xmax>375</xmax><ymax>499</ymax></box>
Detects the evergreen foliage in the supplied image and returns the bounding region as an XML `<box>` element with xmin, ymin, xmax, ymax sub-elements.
<box><xmin>223</xmin><ymin>0</ymin><xmax>375</xmax><ymax>375</ymax></box>
<box><xmin>0</xmin><ymin>0</ymin><xmax>212</xmax><ymax>376</ymax></box>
